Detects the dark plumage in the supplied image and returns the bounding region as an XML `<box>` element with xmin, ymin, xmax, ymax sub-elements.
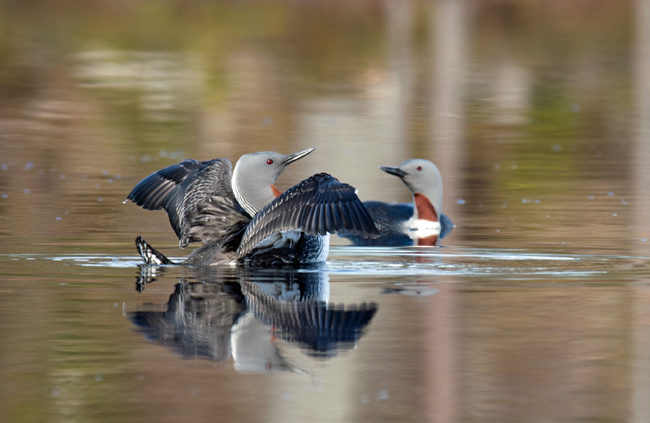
<box><xmin>237</xmin><ymin>173</ymin><xmax>377</xmax><ymax>259</ymax></box>
<box><xmin>126</xmin><ymin>158</ymin><xmax>249</xmax><ymax>250</ymax></box>
<box><xmin>126</xmin><ymin>150</ymin><xmax>378</xmax><ymax>266</ymax></box>
<box><xmin>341</xmin><ymin>202</ymin><xmax>454</xmax><ymax>246</ymax></box>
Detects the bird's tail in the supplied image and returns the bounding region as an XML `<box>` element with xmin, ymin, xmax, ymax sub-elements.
<box><xmin>135</xmin><ymin>236</ymin><xmax>175</xmax><ymax>265</ymax></box>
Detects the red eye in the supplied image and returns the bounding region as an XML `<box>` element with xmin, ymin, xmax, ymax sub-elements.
<box><xmin>417</xmin><ymin>166</ymin><xmax>422</xmax><ymax>171</ymax></box>
<box><xmin>266</xmin><ymin>159</ymin><xmax>273</xmax><ymax>165</ymax></box>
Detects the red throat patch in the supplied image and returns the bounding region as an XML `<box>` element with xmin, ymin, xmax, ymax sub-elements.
<box><xmin>418</xmin><ymin>235</ymin><xmax>439</xmax><ymax>246</ymax></box>
<box><xmin>271</xmin><ymin>184</ymin><xmax>282</xmax><ymax>197</ymax></box>
<box><xmin>414</xmin><ymin>193</ymin><xmax>438</xmax><ymax>222</ymax></box>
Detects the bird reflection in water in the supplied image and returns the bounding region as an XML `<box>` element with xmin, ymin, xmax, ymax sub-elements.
<box><xmin>129</xmin><ymin>266</ymin><xmax>377</xmax><ymax>373</ymax></box>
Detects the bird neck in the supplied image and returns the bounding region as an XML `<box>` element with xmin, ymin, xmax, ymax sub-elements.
<box><xmin>232</xmin><ymin>171</ymin><xmax>277</xmax><ymax>217</ymax></box>
<box><xmin>413</xmin><ymin>193</ymin><xmax>439</xmax><ymax>222</ymax></box>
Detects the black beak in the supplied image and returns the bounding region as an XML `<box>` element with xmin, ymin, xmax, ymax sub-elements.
<box><xmin>380</xmin><ymin>165</ymin><xmax>407</xmax><ymax>178</ymax></box>
<box><xmin>283</xmin><ymin>147</ymin><xmax>315</xmax><ymax>165</ymax></box>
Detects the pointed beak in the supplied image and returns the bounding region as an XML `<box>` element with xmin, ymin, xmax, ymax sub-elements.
<box><xmin>283</xmin><ymin>147</ymin><xmax>315</xmax><ymax>166</ymax></box>
<box><xmin>380</xmin><ymin>165</ymin><xmax>407</xmax><ymax>178</ymax></box>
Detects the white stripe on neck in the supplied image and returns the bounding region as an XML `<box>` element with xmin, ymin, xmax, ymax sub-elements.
<box><xmin>232</xmin><ymin>177</ymin><xmax>258</xmax><ymax>217</ymax></box>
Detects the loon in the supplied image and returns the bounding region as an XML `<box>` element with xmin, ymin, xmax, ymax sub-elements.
<box><xmin>125</xmin><ymin>148</ymin><xmax>378</xmax><ymax>266</ymax></box>
<box><xmin>340</xmin><ymin>158</ymin><xmax>453</xmax><ymax>246</ymax></box>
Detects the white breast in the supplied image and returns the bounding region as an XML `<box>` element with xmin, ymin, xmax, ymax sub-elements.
<box><xmin>405</xmin><ymin>218</ymin><xmax>441</xmax><ymax>240</ymax></box>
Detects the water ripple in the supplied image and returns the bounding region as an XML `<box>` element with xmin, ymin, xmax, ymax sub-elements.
<box><xmin>2</xmin><ymin>246</ymin><xmax>644</xmax><ymax>279</ymax></box>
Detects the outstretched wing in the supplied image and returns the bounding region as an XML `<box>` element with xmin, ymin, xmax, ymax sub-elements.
<box><xmin>179</xmin><ymin>161</ymin><xmax>250</xmax><ymax>249</ymax></box>
<box><xmin>237</xmin><ymin>173</ymin><xmax>378</xmax><ymax>259</ymax></box>
<box><xmin>126</xmin><ymin>158</ymin><xmax>250</xmax><ymax>249</ymax></box>
<box><xmin>126</xmin><ymin>159</ymin><xmax>201</xmax><ymax>237</ymax></box>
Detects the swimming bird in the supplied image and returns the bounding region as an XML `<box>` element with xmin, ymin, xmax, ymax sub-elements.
<box><xmin>339</xmin><ymin>159</ymin><xmax>453</xmax><ymax>246</ymax></box>
<box><xmin>125</xmin><ymin>148</ymin><xmax>378</xmax><ymax>266</ymax></box>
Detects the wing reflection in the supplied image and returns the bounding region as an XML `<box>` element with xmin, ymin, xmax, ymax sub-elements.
<box><xmin>128</xmin><ymin>266</ymin><xmax>377</xmax><ymax>373</ymax></box>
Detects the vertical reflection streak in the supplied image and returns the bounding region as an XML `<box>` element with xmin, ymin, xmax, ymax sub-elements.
<box><xmin>632</xmin><ymin>0</ymin><xmax>650</xmax><ymax>422</ymax></box>
<box><xmin>427</xmin><ymin>0</ymin><xmax>468</xmax><ymax>422</ymax></box>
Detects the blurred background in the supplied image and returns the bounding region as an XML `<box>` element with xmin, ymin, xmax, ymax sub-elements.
<box><xmin>2</xmin><ymin>2</ymin><xmax>650</xmax><ymax>422</ymax></box>
<box><xmin>1</xmin><ymin>0</ymin><xmax>648</xmax><ymax>255</ymax></box>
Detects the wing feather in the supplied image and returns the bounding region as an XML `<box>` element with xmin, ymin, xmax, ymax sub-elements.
<box><xmin>338</xmin><ymin>202</ymin><xmax>351</xmax><ymax>230</ymax></box>
<box><xmin>316</xmin><ymin>203</ymin><xmax>327</xmax><ymax>235</ymax></box>
<box><xmin>329</xmin><ymin>203</ymin><xmax>341</xmax><ymax>228</ymax></box>
<box><xmin>347</xmin><ymin>201</ymin><xmax>365</xmax><ymax>232</ymax></box>
<box><xmin>127</xmin><ymin>159</ymin><xmax>199</xmax><ymax>211</ymax></box>
<box><xmin>126</xmin><ymin>158</ymin><xmax>250</xmax><ymax>249</ymax></box>
<box><xmin>236</xmin><ymin>173</ymin><xmax>378</xmax><ymax>259</ymax></box>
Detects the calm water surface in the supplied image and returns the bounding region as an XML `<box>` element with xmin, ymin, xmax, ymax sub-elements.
<box><xmin>2</xmin><ymin>1</ymin><xmax>650</xmax><ymax>422</ymax></box>
<box><xmin>2</xmin><ymin>248</ymin><xmax>649</xmax><ymax>422</ymax></box>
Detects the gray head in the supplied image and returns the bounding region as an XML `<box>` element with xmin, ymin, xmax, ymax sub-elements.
<box><xmin>380</xmin><ymin>159</ymin><xmax>443</xmax><ymax>217</ymax></box>
<box><xmin>232</xmin><ymin>147</ymin><xmax>315</xmax><ymax>216</ymax></box>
